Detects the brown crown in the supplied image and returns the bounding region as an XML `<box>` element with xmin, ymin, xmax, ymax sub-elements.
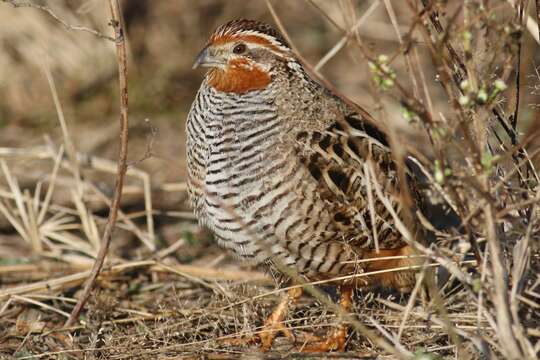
<box><xmin>209</xmin><ymin>19</ymin><xmax>289</xmax><ymax>48</ymax></box>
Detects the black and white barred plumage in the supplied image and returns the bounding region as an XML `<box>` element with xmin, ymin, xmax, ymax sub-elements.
<box><xmin>186</xmin><ymin>19</ymin><xmax>457</xmax><ymax>289</ymax></box>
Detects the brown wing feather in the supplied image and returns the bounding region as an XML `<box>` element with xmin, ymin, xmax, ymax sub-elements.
<box><xmin>294</xmin><ymin>113</ymin><xmax>409</xmax><ymax>250</ymax></box>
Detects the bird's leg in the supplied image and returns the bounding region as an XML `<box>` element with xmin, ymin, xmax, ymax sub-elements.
<box><xmin>301</xmin><ymin>285</ymin><xmax>353</xmax><ymax>352</ymax></box>
<box><xmin>220</xmin><ymin>287</ymin><xmax>302</xmax><ymax>349</ymax></box>
<box><xmin>259</xmin><ymin>286</ymin><xmax>303</xmax><ymax>351</ymax></box>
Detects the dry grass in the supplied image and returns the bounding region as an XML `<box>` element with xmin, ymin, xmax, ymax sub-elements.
<box><xmin>1</xmin><ymin>0</ymin><xmax>540</xmax><ymax>359</ymax></box>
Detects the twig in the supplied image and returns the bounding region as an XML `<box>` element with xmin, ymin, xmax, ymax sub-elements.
<box><xmin>11</xmin><ymin>294</ymin><xmax>71</xmax><ymax>319</ymax></box>
<box><xmin>537</xmin><ymin>0</ymin><xmax>540</xmax><ymax>42</ymax></box>
<box><xmin>397</xmin><ymin>269</ymin><xmax>425</xmax><ymax>341</ymax></box>
<box><xmin>42</xmin><ymin>64</ymin><xmax>83</xmax><ymax>196</ymax></box>
<box><xmin>484</xmin><ymin>204</ymin><xmax>524</xmax><ymax>359</ymax></box>
<box><xmin>382</xmin><ymin>0</ymin><xmax>420</xmax><ymax>98</ymax></box>
<box><xmin>0</xmin><ymin>261</ymin><xmax>153</xmax><ymax>300</ymax></box>
<box><xmin>510</xmin><ymin>0</ymin><xmax>528</xmax><ymax>147</ymax></box>
<box><xmin>65</xmin><ymin>0</ymin><xmax>129</xmax><ymax>327</ymax></box>
<box><xmin>0</xmin><ymin>261</ymin><xmax>268</xmax><ymax>301</ymax></box>
<box><xmin>0</xmin><ymin>0</ymin><xmax>114</xmax><ymax>41</ymax></box>
<box><xmin>314</xmin><ymin>1</ymin><xmax>380</xmax><ymax>71</ymax></box>
<box><xmin>127</xmin><ymin>118</ymin><xmax>157</xmax><ymax>168</ymax></box>
<box><xmin>507</xmin><ymin>0</ymin><xmax>540</xmax><ymax>44</ymax></box>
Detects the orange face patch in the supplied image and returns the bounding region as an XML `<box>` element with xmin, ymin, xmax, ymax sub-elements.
<box><xmin>207</xmin><ymin>58</ymin><xmax>271</xmax><ymax>94</ymax></box>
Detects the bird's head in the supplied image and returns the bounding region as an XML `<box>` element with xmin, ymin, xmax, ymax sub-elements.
<box><xmin>193</xmin><ymin>19</ymin><xmax>295</xmax><ymax>94</ymax></box>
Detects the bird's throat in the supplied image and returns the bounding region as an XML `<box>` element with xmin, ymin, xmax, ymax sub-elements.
<box><xmin>207</xmin><ymin>61</ymin><xmax>271</xmax><ymax>94</ymax></box>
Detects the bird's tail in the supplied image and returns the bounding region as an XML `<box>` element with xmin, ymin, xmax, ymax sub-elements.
<box><xmin>351</xmin><ymin>245</ymin><xmax>420</xmax><ymax>293</ymax></box>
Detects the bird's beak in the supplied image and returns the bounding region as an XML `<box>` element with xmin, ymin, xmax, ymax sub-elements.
<box><xmin>192</xmin><ymin>46</ymin><xmax>225</xmax><ymax>69</ymax></box>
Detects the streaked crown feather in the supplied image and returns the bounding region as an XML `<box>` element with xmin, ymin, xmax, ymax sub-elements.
<box><xmin>209</xmin><ymin>19</ymin><xmax>290</xmax><ymax>49</ymax></box>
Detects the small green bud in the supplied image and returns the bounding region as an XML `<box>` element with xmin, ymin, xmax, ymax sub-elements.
<box><xmin>377</xmin><ymin>54</ymin><xmax>389</xmax><ymax>63</ymax></box>
<box><xmin>434</xmin><ymin>171</ymin><xmax>444</xmax><ymax>184</ymax></box>
<box><xmin>472</xmin><ymin>277</ymin><xmax>482</xmax><ymax>293</ymax></box>
<box><xmin>460</xmin><ymin>79</ymin><xmax>470</xmax><ymax>91</ymax></box>
<box><xmin>494</xmin><ymin>79</ymin><xmax>507</xmax><ymax>91</ymax></box>
<box><xmin>434</xmin><ymin>160</ymin><xmax>444</xmax><ymax>184</ymax></box>
<box><xmin>481</xmin><ymin>153</ymin><xmax>499</xmax><ymax>173</ymax></box>
<box><xmin>481</xmin><ymin>152</ymin><xmax>492</xmax><ymax>167</ymax></box>
<box><xmin>369</xmin><ymin>55</ymin><xmax>396</xmax><ymax>91</ymax></box>
<box><xmin>382</xmin><ymin>78</ymin><xmax>394</xmax><ymax>89</ymax></box>
<box><xmin>459</xmin><ymin>95</ymin><xmax>470</xmax><ymax>106</ymax></box>
<box><xmin>401</xmin><ymin>106</ymin><xmax>417</xmax><ymax>123</ymax></box>
<box><xmin>477</xmin><ymin>88</ymin><xmax>488</xmax><ymax>104</ymax></box>
<box><xmin>433</xmin><ymin>127</ymin><xmax>447</xmax><ymax>139</ymax></box>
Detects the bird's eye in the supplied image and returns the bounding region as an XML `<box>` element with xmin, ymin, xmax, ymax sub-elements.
<box><xmin>233</xmin><ymin>43</ymin><xmax>247</xmax><ymax>54</ymax></box>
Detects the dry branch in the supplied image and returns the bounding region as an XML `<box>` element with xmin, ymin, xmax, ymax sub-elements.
<box><xmin>0</xmin><ymin>0</ymin><xmax>114</xmax><ymax>41</ymax></box>
<box><xmin>65</xmin><ymin>0</ymin><xmax>129</xmax><ymax>327</ymax></box>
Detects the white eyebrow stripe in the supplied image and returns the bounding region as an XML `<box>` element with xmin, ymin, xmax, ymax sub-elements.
<box><xmin>235</xmin><ymin>30</ymin><xmax>290</xmax><ymax>53</ymax></box>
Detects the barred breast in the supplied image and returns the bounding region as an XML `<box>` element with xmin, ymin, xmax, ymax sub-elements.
<box><xmin>186</xmin><ymin>78</ymin><xmax>358</xmax><ymax>278</ymax></box>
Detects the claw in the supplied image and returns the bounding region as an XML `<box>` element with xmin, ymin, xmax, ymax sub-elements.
<box><xmin>259</xmin><ymin>287</ymin><xmax>303</xmax><ymax>351</ymax></box>
<box><xmin>300</xmin><ymin>285</ymin><xmax>352</xmax><ymax>352</ymax></box>
<box><xmin>300</xmin><ymin>325</ymin><xmax>348</xmax><ymax>352</ymax></box>
<box><xmin>259</xmin><ymin>318</ymin><xmax>295</xmax><ymax>351</ymax></box>
<box><xmin>220</xmin><ymin>285</ymin><xmax>353</xmax><ymax>353</ymax></box>
<box><xmin>221</xmin><ymin>287</ymin><xmax>303</xmax><ymax>350</ymax></box>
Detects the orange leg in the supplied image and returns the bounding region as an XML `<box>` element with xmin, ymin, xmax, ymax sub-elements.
<box><xmin>259</xmin><ymin>287</ymin><xmax>303</xmax><ymax>351</ymax></box>
<box><xmin>301</xmin><ymin>285</ymin><xmax>353</xmax><ymax>352</ymax></box>
<box><xmin>220</xmin><ymin>287</ymin><xmax>302</xmax><ymax>350</ymax></box>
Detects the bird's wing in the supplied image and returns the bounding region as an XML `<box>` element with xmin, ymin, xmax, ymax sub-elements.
<box><xmin>293</xmin><ymin>107</ymin><xmax>461</xmax><ymax>248</ymax></box>
<box><xmin>293</xmin><ymin>111</ymin><xmax>409</xmax><ymax>250</ymax></box>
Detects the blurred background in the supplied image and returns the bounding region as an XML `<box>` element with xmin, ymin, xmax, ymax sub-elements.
<box><xmin>1</xmin><ymin>0</ymin><xmax>539</xmax><ymax>258</ymax></box>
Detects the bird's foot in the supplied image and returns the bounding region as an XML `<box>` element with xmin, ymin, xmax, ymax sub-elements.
<box><xmin>259</xmin><ymin>316</ymin><xmax>295</xmax><ymax>351</ymax></box>
<box><xmin>299</xmin><ymin>325</ymin><xmax>348</xmax><ymax>352</ymax></box>
<box><xmin>219</xmin><ymin>320</ymin><xmax>295</xmax><ymax>350</ymax></box>
<box><xmin>221</xmin><ymin>287</ymin><xmax>302</xmax><ymax>351</ymax></box>
<box><xmin>258</xmin><ymin>287</ymin><xmax>302</xmax><ymax>351</ymax></box>
<box><xmin>219</xmin><ymin>335</ymin><xmax>257</xmax><ymax>347</ymax></box>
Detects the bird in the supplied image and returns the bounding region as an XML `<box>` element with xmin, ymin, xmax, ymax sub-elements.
<box><xmin>186</xmin><ymin>19</ymin><xmax>456</xmax><ymax>352</ymax></box>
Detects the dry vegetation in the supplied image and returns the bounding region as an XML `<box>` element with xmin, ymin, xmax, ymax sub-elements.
<box><xmin>0</xmin><ymin>0</ymin><xmax>539</xmax><ymax>359</ymax></box>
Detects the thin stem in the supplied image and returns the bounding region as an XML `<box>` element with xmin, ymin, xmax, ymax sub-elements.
<box><xmin>65</xmin><ymin>0</ymin><xmax>129</xmax><ymax>327</ymax></box>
